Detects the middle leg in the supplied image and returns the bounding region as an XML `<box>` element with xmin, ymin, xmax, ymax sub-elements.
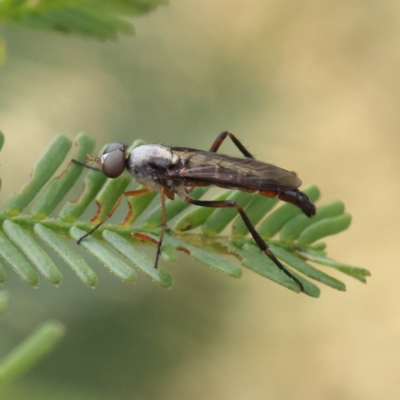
<box><xmin>153</xmin><ymin>187</ymin><xmax>168</xmax><ymax>269</ymax></box>
<box><xmin>209</xmin><ymin>131</ymin><xmax>255</xmax><ymax>158</ymax></box>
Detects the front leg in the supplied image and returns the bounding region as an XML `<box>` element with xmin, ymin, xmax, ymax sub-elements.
<box><xmin>77</xmin><ymin>188</ymin><xmax>150</xmax><ymax>244</ymax></box>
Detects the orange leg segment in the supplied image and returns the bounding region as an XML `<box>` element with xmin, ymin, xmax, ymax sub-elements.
<box><xmin>77</xmin><ymin>188</ymin><xmax>150</xmax><ymax>244</ymax></box>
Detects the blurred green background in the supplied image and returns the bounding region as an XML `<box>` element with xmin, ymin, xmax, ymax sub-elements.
<box><xmin>0</xmin><ymin>1</ymin><xmax>399</xmax><ymax>399</ymax></box>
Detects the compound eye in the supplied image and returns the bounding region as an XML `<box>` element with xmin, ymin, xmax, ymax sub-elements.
<box><xmin>101</xmin><ymin>146</ymin><xmax>126</xmax><ymax>178</ymax></box>
<box><xmin>103</xmin><ymin>142</ymin><xmax>126</xmax><ymax>155</ymax></box>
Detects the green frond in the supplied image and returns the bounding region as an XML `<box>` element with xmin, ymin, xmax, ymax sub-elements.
<box><xmin>0</xmin><ymin>0</ymin><xmax>166</xmax><ymax>42</ymax></box>
<box><xmin>0</xmin><ymin>132</ymin><xmax>371</xmax><ymax>297</ymax></box>
<box><xmin>0</xmin><ymin>291</ymin><xmax>9</xmax><ymax>315</ymax></box>
<box><xmin>0</xmin><ymin>318</ymin><xmax>65</xmax><ymax>387</ymax></box>
<box><xmin>0</xmin><ymin>291</ymin><xmax>65</xmax><ymax>387</ymax></box>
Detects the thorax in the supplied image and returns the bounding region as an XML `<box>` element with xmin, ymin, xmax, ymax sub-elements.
<box><xmin>126</xmin><ymin>144</ymin><xmax>180</xmax><ymax>192</ymax></box>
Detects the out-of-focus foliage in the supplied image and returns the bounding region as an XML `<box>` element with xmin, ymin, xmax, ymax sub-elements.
<box><xmin>0</xmin><ymin>292</ymin><xmax>65</xmax><ymax>388</ymax></box>
<box><xmin>0</xmin><ymin>320</ymin><xmax>65</xmax><ymax>387</ymax></box>
<box><xmin>0</xmin><ymin>0</ymin><xmax>166</xmax><ymax>48</ymax></box>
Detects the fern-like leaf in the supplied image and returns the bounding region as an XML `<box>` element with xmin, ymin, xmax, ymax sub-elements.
<box><xmin>0</xmin><ymin>132</ymin><xmax>371</xmax><ymax>297</ymax></box>
<box><xmin>0</xmin><ymin>292</ymin><xmax>65</xmax><ymax>387</ymax></box>
<box><xmin>0</xmin><ymin>0</ymin><xmax>166</xmax><ymax>40</ymax></box>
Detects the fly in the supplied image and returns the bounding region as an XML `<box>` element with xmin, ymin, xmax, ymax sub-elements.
<box><xmin>74</xmin><ymin>131</ymin><xmax>316</xmax><ymax>292</ymax></box>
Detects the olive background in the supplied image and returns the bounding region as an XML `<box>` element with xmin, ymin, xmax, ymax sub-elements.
<box><xmin>0</xmin><ymin>1</ymin><xmax>399</xmax><ymax>399</ymax></box>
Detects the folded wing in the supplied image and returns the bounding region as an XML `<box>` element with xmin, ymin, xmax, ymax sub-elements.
<box><xmin>165</xmin><ymin>150</ymin><xmax>301</xmax><ymax>192</ymax></box>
